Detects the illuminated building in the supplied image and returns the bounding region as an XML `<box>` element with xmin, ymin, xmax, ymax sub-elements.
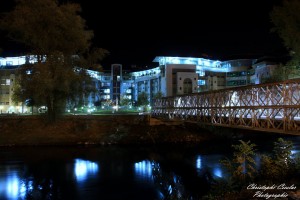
<box><xmin>0</xmin><ymin>55</ymin><xmax>282</xmax><ymax>113</ymax></box>
<box><xmin>0</xmin><ymin>56</ymin><xmax>34</xmax><ymax>114</ymax></box>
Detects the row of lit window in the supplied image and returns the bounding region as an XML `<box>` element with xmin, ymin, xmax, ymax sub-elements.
<box><xmin>0</xmin><ymin>61</ymin><xmax>13</xmax><ymax>66</ymax></box>
<box><xmin>0</xmin><ymin>79</ymin><xmax>11</xmax><ymax>85</ymax></box>
<box><xmin>227</xmin><ymin>71</ymin><xmax>254</xmax><ymax>77</ymax></box>
<box><xmin>197</xmin><ymin>80</ymin><xmax>206</xmax><ymax>85</ymax></box>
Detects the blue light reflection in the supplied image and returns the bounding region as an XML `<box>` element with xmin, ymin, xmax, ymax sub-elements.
<box><xmin>195</xmin><ymin>155</ymin><xmax>224</xmax><ymax>178</ymax></box>
<box><xmin>212</xmin><ymin>167</ymin><xmax>222</xmax><ymax>178</ymax></box>
<box><xmin>0</xmin><ymin>171</ymin><xmax>26</xmax><ymax>200</ymax></box>
<box><xmin>134</xmin><ymin>160</ymin><xmax>153</xmax><ymax>182</ymax></box>
<box><xmin>74</xmin><ymin>159</ymin><xmax>99</xmax><ymax>182</ymax></box>
<box><xmin>196</xmin><ymin>155</ymin><xmax>202</xmax><ymax>169</ymax></box>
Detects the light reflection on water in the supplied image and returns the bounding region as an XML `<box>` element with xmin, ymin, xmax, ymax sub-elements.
<box><xmin>195</xmin><ymin>154</ymin><xmax>224</xmax><ymax>178</ymax></box>
<box><xmin>0</xmin><ymin>147</ymin><xmax>223</xmax><ymax>199</ymax></box>
<box><xmin>134</xmin><ymin>160</ymin><xmax>153</xmax><ymax>183</ymax></box>
<box><xmin>0</xmin><ymin>136</ymin><xmax>299</xmax><ymax>200</ymax></box>
<box><xmin>0</xmin><ymin>159</ymin><xmax>100</xmax><ymax>200</ymax></box>
<box><xmin>74</xmin><ymin>159</ymin><xmax>99</xmax><ymax>182</ymax></box>
<box><xmin>0</xmin><ymin>171</ymin><xmax>25</xmax><ymax>200</ymax></box>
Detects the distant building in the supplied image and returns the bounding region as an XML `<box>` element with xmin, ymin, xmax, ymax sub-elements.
<box><xmin>0</xmin><ymin>55</ymin><xmax>285</xmax><ymax>113</ymax></box>
<box><xmin>0</xmin><ymin>66</ymin><xmax>18</xmax><ymax>113</ymax></box>
<box><xmin>0</xmin><ymin>56</ymin><xmax>31</xmax><ymax>113</ymax></box>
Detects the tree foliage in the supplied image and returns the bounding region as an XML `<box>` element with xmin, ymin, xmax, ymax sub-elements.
<box><xmin>262</xmin><ymin>63</ymin><xmax>292</xmax><ymax>83</ymax></box>
<box><xmin>153</xmin><ymin>91</ymin><xmax>164</xmax><ymax>99</ymax></box>
<box><xmin>209</xmin><ymin>138</ymin><xmax>300</xmax><ymax>199</ymax></box>
<box><xmin>1</xmin><ymin>0</ymin><xmax>92</xmax><ymax>55</ymax></box>
<box><xmin>260</xmin><ymin>138</ymin><xmax>295</xmax><ymax>182</ymax></box>
<box><xmin>273</xmin><ymin>137</ymin><xmax>294</xmax><ymax>166</ymax></box>
<box><xmin>221</xmin><ymin>140</ymin><xmax>257</xmax><ymax>184</ymax></box>
<box><xmin>1</xmin><ymin>0</ymin><xmax>108</xmax><ymax>122</ymax></box>
<box><xmin>270</xmin><ymin>0</ymin><xmax>300</xmax><ymax>78</ymax></box>
<box><xmin>137</xmin><ymin>92</ymin><xmax>149</xmax><ymax>107</ymax></box>
<box><xmin>119</xmin><ymin>95</ymin><xmax>131</xmax><ymax>107</ymax></box>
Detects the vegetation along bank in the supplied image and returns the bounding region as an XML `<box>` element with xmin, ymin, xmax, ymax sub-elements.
<box><xmin>0</xmin><ymin>114</ymin><xmax>225</xmax><ymax>146</ymax></box>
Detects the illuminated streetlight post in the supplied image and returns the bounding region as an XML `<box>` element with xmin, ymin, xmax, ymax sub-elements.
<box><xmin>116</xmin><ymin>97</ymin><xmax>119</xmax><ymax>112</ymax></box>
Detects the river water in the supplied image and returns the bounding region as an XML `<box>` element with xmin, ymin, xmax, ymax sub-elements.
<box><xmin>0</xmin><ymin>134</ymin><xmax>299</xmax><ymax>200</ymax></box>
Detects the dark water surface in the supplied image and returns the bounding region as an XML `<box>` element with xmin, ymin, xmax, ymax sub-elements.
<box><xmin>0</xmin><ymin>134</ymin><xmax>299</xmax><ymax>200</ymax></box>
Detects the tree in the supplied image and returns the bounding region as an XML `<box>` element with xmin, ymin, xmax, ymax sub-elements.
<box><xmin>270</xmin><ymin>0</ymin><xmax>300</xmax><ymax>78</ymax></box>
<box><xmin>273</xmin><ymin>137</ymin><xmax>293</xmax><ymax>167</ymax></box>
<box><xmin>119</xmin><ymin>95</ymin><xmax>131</xmax><ymax>108</ymax></box>
<box><xmin>151</xmin><ymin>91</ymin><xmax>163</xmax><ymax>106</ymax></box>
<box><xmin>260</xmin><ymin>137</ymin><xmax>295</xmax><ymax>181</ymax></box>
<box><xmin>1</xmin><ymin>0</ymin><xmax>108</xmax><ymax>122</ymax></box>
<box><xmin>221</xmin><ymin>140</ymin><xmax>257</xmax><ymax>184</ymax></box>
<box><xmin>153</xmin><ymin>91</ymin><xmax>163</xmax><ymax>99</ymax></box>
<box><xmin>262</xmin><ymin>63</ymin><xmax>290</xmax><ymax>83</ymax></box>
<box><xmin>137</xmin><ymin>92</ymin><xmax>149</xmax><ymax>111</ymax></box>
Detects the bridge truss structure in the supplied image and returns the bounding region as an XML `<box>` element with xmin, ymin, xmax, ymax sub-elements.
<box><xmin>152</xmin><ymin>79</ymin><xmax>300</xmax><ymax>135</ymax></box>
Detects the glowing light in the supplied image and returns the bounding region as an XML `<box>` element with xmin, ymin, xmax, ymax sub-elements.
<box><xmin>8</xmin><ymin>106</ymin><xmax>15</xmax><ymax>113</ymax></box>
<box><xmin>171</xmin><ymin>58</ymin><xmax>180</xmax><ymax>64</ymax></box>
<box><xmin>0</xmin><ymin>172</ymin><xmax>26</xmax><ymax>200</ymax></box>
<box><xmin>184</xmin><ymin>59</ymin><xmax>195</xmax><ymax>64</ymax></box>
<box><xmin>74</xmin><ymin>159</ymin><xmax>99</xmax><ymax>182</ymax></box>
<box><xmin>291</xmin><ymin>150</ymin><xmax>299</xmax><ymax>158</ymax></box>
<box><xmin>134</xmin><ymin>160</ymin><xmax>153</xmax><ymax>182</ymax></box>
<box><xmin>196</xmin><ymin>155</ymin><xmax>202</xmax><ymax>169</ymax></box>
<box><xmin>6</xmin><ymin>175</ymin><xmax>19</xmax><ymax>199</ymax></box>
<box><xmin>213</xmin><ymin>166</ymin><xmax>222</xmax><ymax>178</ymax></box>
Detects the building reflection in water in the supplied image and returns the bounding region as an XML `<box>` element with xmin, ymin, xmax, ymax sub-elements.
<box><xmin>196</xmin><ymin>155</ymin><xmax>224</xmax><ymax>178</ymax></box>
<box><xmin>0</xmin><ymin>170</ymin><xmax>26</xmax><ymax>200</ymax></box>
<box><xmin>74</xmin><ymin>159</ymin><xmax>99</xmax><ymax>182</ymax></box>
<box><xmin>0</xmin><ymin>159</ymin><xmax>99</xmax><ymax>199</ymax></box>
<box><xmin>134</xmin><ymin>160</ymin><xmax>153</xmax><ymax>182</ymax></box>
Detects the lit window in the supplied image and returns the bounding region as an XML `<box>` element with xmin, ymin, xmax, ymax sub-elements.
<box><xmin>126</xmin><ymin>89</ymin><xmax>131</xmax><ymax>93</ymax></box>
<box><xmin>6</xmin><ymin>61</ymin><xmax>13</xmax><ymax>66</ymax></box>
<box><xmin>104</xmin><ymin>89</ymin><xmax>110</xmax><ymax>93</ymax></box>
<box><xmin>6</xmin><ymin>79</ymin><xmax>10</xmax><ymax>85</ymax></box>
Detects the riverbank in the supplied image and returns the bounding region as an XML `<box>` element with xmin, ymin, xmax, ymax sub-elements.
<box><xmin>0</xmin><ymin>115</ymin><xmax>223</xmax><ymax>146</ymax></box>
<box><xmin>1</xmin><ymin>114</ymin><xmax>293</xmax><ymax>147</ymax></box>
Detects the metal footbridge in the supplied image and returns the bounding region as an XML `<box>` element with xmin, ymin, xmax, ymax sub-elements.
<box><xmin>151</xmin><ymin>79</ymin><xmax>300</xmax><ymax>135</ymax></box>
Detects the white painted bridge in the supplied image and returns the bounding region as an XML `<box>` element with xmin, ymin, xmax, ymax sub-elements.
<box><xmin>151</xmin><ymin>79</ymin><xmax>300</xmax><ymax>135</ymax></box>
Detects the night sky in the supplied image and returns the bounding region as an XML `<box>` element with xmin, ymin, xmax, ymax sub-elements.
<box><xmin>1</xmin><ymin>0</ymin><xmax>287</xmax><ymax>69</ymax></box>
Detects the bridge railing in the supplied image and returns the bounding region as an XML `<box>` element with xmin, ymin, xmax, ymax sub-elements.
<box><xmin>152</xmin><ymin>79</ymin><xmax>300</xmax><ymax>134</ymax></box>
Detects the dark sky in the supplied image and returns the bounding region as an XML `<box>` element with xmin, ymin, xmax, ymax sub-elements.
<box><xmin>1</xmin><ymin>0</ymin><xmax>286</xmax><ymax>69</ymax></box>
